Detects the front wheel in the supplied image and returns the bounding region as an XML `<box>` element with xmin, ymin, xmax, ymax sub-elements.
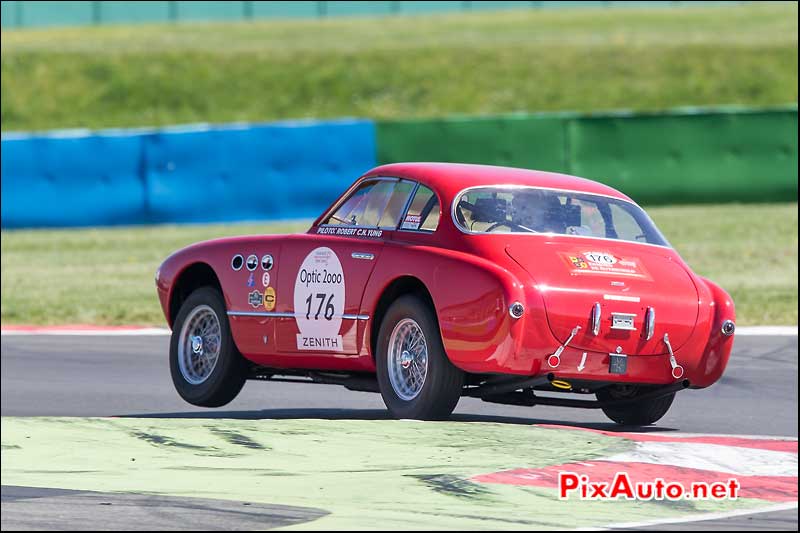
<box><xmin>596</xmin><ymin>385</ymin><xmax>675</xmax><ymax>426</ymax></box>
<box><xmin>169</xmin><ymin>286</ymin><xmax>247</xmax><ymax>407</ymax></box>
<box><xmin>376</xmin><ymin>295</ymin><xmax>464</xmax><ymax>420</ymax></box>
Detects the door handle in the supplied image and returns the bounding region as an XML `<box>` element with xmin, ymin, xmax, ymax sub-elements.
<box><xmin>351</xmin><ymin>252</ymin><xmax>374</xmax><ymax>260</ymax></box>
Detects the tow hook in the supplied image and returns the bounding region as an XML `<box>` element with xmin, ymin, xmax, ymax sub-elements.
<box><xmin>663</xmin><ymin>333</ymin><xmax>684</xmax><ymax>379</ymax></box>
<box><xmin>548</xmin><ymin>326</ymin><xmax>581</xmax><ymax>369</ymax></box>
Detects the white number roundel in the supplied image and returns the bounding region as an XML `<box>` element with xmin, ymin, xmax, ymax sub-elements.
<box><xmin>294</xmin><ymin>247</ymin><xmax>345</xmax><ymax>351</ymax></box>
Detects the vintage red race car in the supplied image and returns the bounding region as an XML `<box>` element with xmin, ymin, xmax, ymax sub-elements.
<box><xmin>156</xmin><ymin>163</ymin><xmax>736</xmax><ymax>424</ymax></box>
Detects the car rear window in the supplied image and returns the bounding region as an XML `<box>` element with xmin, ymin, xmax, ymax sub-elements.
<box><xmin>454</xmin><ymin>186</ymin><xmax>669</xmax><ymax>246</ymax></box>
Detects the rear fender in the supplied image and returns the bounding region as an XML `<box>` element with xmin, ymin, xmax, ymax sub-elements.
<box><xmin>688</xmin><ymin>276</ymin><xmax>736</xmax><ymax>388</ymax></box>
<box><xmin>362</xmin><ymin>245</ymin><xmax>546</xmax><ymax>374</ymax></box>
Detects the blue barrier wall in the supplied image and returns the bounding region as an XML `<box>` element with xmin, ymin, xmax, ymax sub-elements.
<box><xmin>1</xmin><ymin>1</ymin><xmax>745</xmax><ymax>29</ymax></box>
<box><xmin>0</xmin><ymin>119</ymin><xmax>376</xmax><ymax>228</ymax></box>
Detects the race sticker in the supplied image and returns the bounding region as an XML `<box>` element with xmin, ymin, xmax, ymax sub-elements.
<box><xmin>561</xmin><ymin>251</ymin><xmax>651</xmax><ymax>280</ymax></box>
<box><xmin>262</xmin><ymin>272</ymin><xmax>271</xmax><ymax>287</ymax></box>
<box><xmin>248</xmin><ymin>290</ymin><xmax>263</xmax><ymax>308</ymax></box>
<box><xmin>264</xmin><ymin>286</ymin><xmax>276</xmax><ymax>311</ymax></box>
<box><xmin>401</xmin><ymin>214</ymin><xmax>421</xmax><ymax>230</ymax></box>
<box><xmin>294</xmin><ymin>247</ymin><xmax>345</xmax><ymax>351</ymax></box>
<box><xmin>316</xmin><ymin>227</ymin><xmax>383</xmax><ymax>238</ymax></box>
<box><xmin>247</xmin><ymin>272</ymin><xmax>255</xmax><ymax>287</ymax></box>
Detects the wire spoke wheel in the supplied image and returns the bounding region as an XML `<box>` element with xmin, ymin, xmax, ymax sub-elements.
<box><xmin>387</xmin><ymin>318</ymin><xmax>429</xmax><ymax>401</ymax></box>
<box><xmin>177</xmin><ymin>304</ymin><xmax>221</xmax><ymax>385</ymax></box>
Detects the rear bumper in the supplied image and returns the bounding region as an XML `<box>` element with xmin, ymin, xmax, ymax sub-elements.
<box><xmin>539</xmin><ymin>346</ymin><xmax>710</xmax><ymax>387</ymax></box>
<box><xmin>450</xmin><ymin>329</ymin><xmax>734</xmax><ymax>388</ymax></box>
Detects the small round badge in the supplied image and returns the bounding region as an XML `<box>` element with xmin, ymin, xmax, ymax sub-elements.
<box><xmin>261</xmin><ymin>254</ymin><xmax>274</xmax><ymax>271</ymax></box>
<box><xmin>231</xmin><ymin>254</ymin><xmax>244</xmax><ymax>271</ymax></box>
<box><xmin>246</xmin><ymin>255</ymin><xmax>258</xmax><ymax>271</ymax></box>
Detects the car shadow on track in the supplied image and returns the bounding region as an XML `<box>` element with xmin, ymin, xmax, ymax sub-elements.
<box><xmin>119</xmin><ymin>408</ymin><xmax>680</xmax><ymax>433</ymax></box>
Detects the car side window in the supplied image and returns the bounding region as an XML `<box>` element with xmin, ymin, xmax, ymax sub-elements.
<box><xmin>325</xmin><ymin>179</ymin><xmax>412</xmax><ymax>228</ymax></box>
<box><xmin>400</xmin><ymin>185</ymin><xmax>440</xmax><ymax>232</ymax></box>
<box><xmin>357</xmin><ymin>180</ymin><xmax>396</xmax><ymax>227</ymax></box>
<box><xmin>378</xmin><ymin>180</ymin><xmax>415</xmax><ymax>228</ymax></box>
<box><xmin>326</xmin><ymin>181</ymin><xmax>376</xmax><ymax>226</ymax></box>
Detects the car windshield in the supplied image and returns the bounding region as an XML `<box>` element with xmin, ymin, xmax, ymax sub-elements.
<box><xmin>454</xmin><ymin>186</ymin><xmax>670</xmax><ymax>247</ymax></box>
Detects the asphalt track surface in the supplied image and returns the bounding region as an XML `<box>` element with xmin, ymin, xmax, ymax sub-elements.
<box><xmin>1</xmin><ymin>334</ymin><xmax>797</xmax><ymax>435</ymax></box>
<box><xmin>1</xmin><ymin>333</ymin><xmax>798</xmax><ymax>530</ymax></box>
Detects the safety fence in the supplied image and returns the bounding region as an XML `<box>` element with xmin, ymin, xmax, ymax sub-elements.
<box><xmin>0</xmin><ymin>1</ymin><xmax>746</xmax><ymax>29</ymax></box>
<box><xmin>1</xmin><ymin>106</ymin><xmax>796</xmax><ymax>228</ymax></box>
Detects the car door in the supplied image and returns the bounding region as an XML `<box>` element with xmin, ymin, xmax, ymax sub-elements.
<box><xmin>274</xmin><ymin>178</ymin><xmax>416</xmax><ymax>355</ymax></box>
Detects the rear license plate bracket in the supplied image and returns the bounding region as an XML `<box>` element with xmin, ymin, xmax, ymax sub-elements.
<box><xmin>611</xmin><ymin>313</ymin><xmax>636</xmax><ymax>331</ymax></box>
<box><xmin>609</xmin><ymin>353</ymin><xmax>628</xmax><ymax>374</ymax></box>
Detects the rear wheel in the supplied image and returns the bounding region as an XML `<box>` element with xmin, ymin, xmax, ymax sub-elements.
<box><xmin>597</xmin><ymin>384</ymin><xmax>675</xmax><ymax>426</ymax></box>
<box><xmin>170</xmin><ymin>286</ymin><xmax>247</xmax><ymax>407</ymax></box>
<box><xmin>376</xmin><ymin>295</ymin><xmax>464</xmax><ymax>420</ymax></box>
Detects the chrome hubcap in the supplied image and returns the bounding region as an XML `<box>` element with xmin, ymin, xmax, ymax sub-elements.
<box><xmin>400</xmin><ymin>350</ymin><xmax>413</xmax><ymax>369</ymax></box>
<box><xmin>388</xmin><ymin>318</ymin><xmax>428</xmax><ymax>401</ymax></box>
<box><xmin>191</xmin><ymin>336</ymin><xmax>203</xmax><ymax>354</ymax></box>
<box><xmin>178</xmin><ymin>305</ymin><xmax>221</xmax><ymax>385</ymax></box>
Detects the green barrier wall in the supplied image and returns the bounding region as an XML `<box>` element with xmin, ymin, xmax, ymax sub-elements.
<box><xmin>376</xmin><ymin>107</ymin><xmax>798</xmax><ymax>205</ymax></box>
<box><xmin>376</xmin><ymin>115</ymin><xmax>567</xmax><ymax>171</ymax></box>
<box><xmin>0</xmin><ymin>1</ymin><xmax>746</xmax><ymax>29</ymax></box>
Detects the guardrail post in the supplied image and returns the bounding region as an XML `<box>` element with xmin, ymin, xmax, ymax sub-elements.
<box><xmin>168</xmin><ymin>1</ymin><xmax>178</xmax><ymax>23</ymax></box>
<box><xmin>92</xmin><ymin>1</ymin><xmax>101</xmax><ymax>25</ymax></box>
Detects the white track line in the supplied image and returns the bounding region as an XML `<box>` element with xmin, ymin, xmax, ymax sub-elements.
<box><xmin>586</xmin><ymin>501</ymin><xmax>799</xmax><ymax>530</ymax></box>
<box><xmin>0</xmin><ymin>326</ymin><xmax>795</xmax><ymax>337</ymax></box>
<box><xmin>1</xmin><ymin>328</ymin><xmax>170</xmax><ymax>336</ymax></box>
<box><xmin>736</xmin><ymin>326</ymin><xmax>798</xmax><ymax>336</ymax></box>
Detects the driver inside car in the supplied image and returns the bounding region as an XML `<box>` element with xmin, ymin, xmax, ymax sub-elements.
<box><xmin>510</xmin><ymin>189</ymin><xmax>550</xmax><ymax>232</ymax></box>
<box><xmin>511</xmin><ymin>189</ymin><xmax>571</xmax><ymax>233</ymax></box>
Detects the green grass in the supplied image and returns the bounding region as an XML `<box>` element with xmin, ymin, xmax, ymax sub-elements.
<box><xmin>1</xmin><ymin>204</ymin><xmax>796</xmax><ymax>326</ymax></box>
<box><xmin>1</xmin><ymin>3</ymin><xmax>797</xmax><ymax>131</ymax></box>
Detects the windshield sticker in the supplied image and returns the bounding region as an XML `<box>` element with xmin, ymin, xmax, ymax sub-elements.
<box><xmin>317</xmin><ymin>227</ymin><xmax>383</xmax><ymax>238</ymax></box>
<box><xmin>294</xmin><ymin>247</ymin><xmax>345</xmax><ymax>351</ymax></box>
<box><xmin>561</xmin><ymin>252</ymin><xmax>652</xmax><ymax>280</ymax></box>
<box><xmin>401</xmin><ymin>214</ymin><xmax>421</xmax><ymax>230</ymax></box>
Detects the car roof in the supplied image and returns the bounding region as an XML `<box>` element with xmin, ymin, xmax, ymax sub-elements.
<box><xmin>363</xmin><ymin>162</ymin><xmax>634</xmax><ymax>204</ymax></box>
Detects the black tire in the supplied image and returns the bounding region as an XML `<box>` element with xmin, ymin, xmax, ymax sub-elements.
<box><xmin>596</xmin><ymin>385</ymin><xmax>675</xmax><ymax>426</ymax></box>
<box><xmin>375</xmin><ymin>294</ymin><xmax>464</xmax><ymax>420</ymax></box>
<box><xmin>169</xmin><ymin>286</ymin><xmax>248</xmax><ymax>407</ymax></box>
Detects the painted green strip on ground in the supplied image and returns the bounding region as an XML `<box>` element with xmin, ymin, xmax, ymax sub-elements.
<box><xmin>0</xmin><ymin>417</ymin><xmax>775</xmax><ymax>530</ymax></box>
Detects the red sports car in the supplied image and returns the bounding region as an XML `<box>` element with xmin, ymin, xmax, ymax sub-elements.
<box><xmin>156</xmin><ymin>163</ymin><xmax>735</xmax><ymax>424</ymax></box>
